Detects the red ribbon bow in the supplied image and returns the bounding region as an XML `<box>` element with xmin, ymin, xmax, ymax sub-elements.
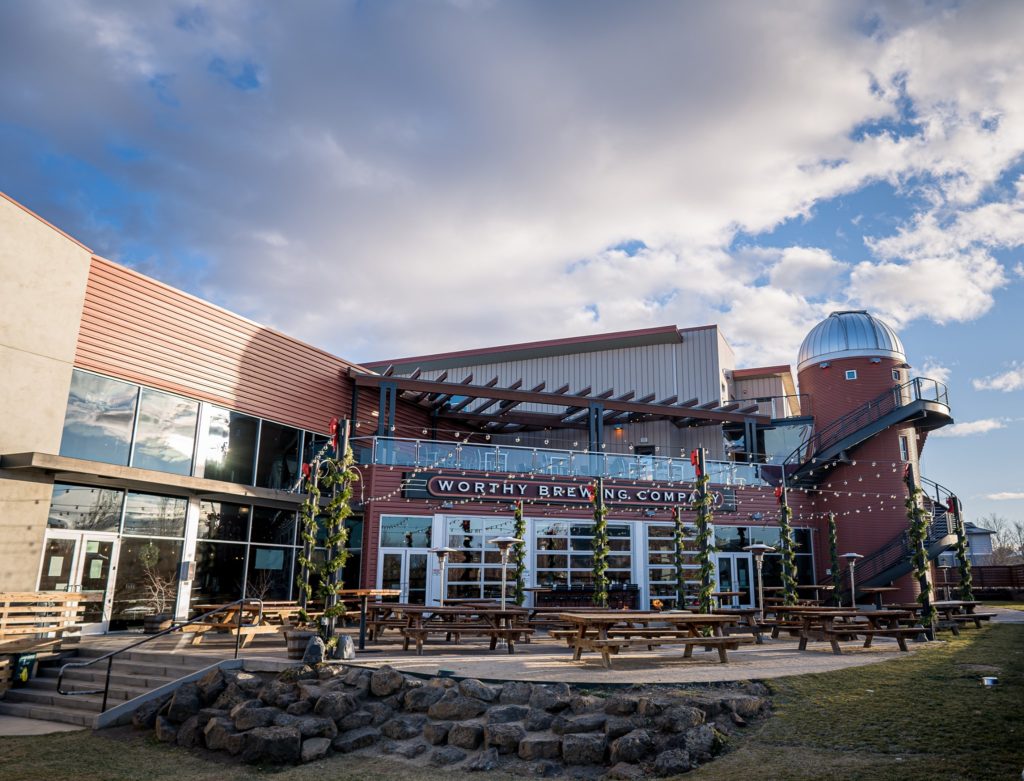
<box><xmin>329</xmin><ymin>417</ymin><xmax>339</xmax><ymax>453</ymax></box>
<box><xmin>301</xmin><ymin>462</ymin><xmax>311</xmax><ymax>481</ymax></box>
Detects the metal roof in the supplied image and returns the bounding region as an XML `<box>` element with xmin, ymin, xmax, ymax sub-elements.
<box><xmin>797</xmin><ymin>310</ymin><xmax>905</xmax><ymax>371</ymax></box>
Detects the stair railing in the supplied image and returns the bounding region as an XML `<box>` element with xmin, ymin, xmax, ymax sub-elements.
<box><xmin>56</xmin><ymin>598</ymin><xmax>264</xmax><ymax>712</ymax></box>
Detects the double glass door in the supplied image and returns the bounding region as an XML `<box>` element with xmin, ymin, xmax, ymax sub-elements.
<box><xmin>716</xmin><ymin>552</ymin><xmax>753</xmax><ymax>608</ymax></box>
<box><xmin>38</xmin><ymin>531</ymin><xmax>119</xmax><ymax>633</ymax></box>
<box><xmin>377</xmin><ymin>549</ymin><xmax>429</xmax><ymax>604</ymax></box>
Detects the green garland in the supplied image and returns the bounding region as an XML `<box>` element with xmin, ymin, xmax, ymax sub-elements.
<box><xmin>512</xmin><ymin>500</ymin><xmax>527</xmax><ymax>607</ymax></box>
<box><xmin>828</xmin><ymin>512</ymin><xmax>841</xmax><ymax>606</ymax></box>
<box><xmin>673</xmin><ymin>506</ymin><xmax>687</xmax><ymax>609</ymax></box>
<box><xmin>776</xmin><ymin>488</ymin><xmax>799</xmax><ymax>606</ymax></box>
<box><xmin>591</xmin><ymin>479</ymin><xmax>609</xmax><ymax>608</ymax></box>
<box><xmin>296</xmin><ymin>445</ymin><xmax>358</xmax><ymax>644</ymax></box>
<box><xmin>692</xmin><ymin>467</ymin><xmax>716</xmax><ymax>614</ymax></box>
<box><xmin>949</xmin><ymin>498</ymin><xmax>974</xmax><ymax>601</ymax></box>
<box><xmin>904</xmin><ymin>471</ymin><xmax>936</xmax><ymax>627</ymax></box>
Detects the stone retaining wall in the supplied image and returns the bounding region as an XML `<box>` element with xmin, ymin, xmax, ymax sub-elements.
<box><xmin>133</xmin><ymin>663</ymin><xmax>769</xmax><ymax>778</ymax></box>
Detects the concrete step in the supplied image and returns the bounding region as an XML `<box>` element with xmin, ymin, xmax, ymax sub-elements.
<box><xmin>75</xmin><ymin>646</ymin><xmax>223</xmax><ymax>668</ymax></box>
<box><xmin>0</xmin><ymin>700</ymin><xmax>96</xmax><ymax>727</ymax></box>
<box><xmin>37</xmin><ymin>667</ymin><xmax>179</xmax><ymax>691</ymax></box>
<box><xmin>26</xmin><ymin>676</ymin><xmax>166</xmax><ymax>701</ymax></box>
<box><xmin>49</xmin><ymin>657</ymin><xmax>205</xmax><ymax>680</ymax></box>
<box><xmin>3</xmin><ymin>687</ymin><xmax>115</xmax><ymax>712</ymax></box>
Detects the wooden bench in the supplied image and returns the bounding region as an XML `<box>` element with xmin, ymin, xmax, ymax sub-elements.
<box><xmin>799</xmin><ymin>625</ymin><xmax>925</xmax><ymax>654</ymax></box>
<box><xmin>0</xmin><ymin>592</ymin><xmax>85</xmax><ymax>691</ymax></box>
<box><xmin>400</xmin><ymin>626</ymin><xmax>534</xmax><ymax>655</ymax></box>
<box><xmin>949</xmin><ymin>612</ymin><xmax>997</xmax><ymax>628</ymax></box>
<box><xmin>574</xmin><ymin>635</ymin><xmax>753</xmax><ymax>668</ymax></box>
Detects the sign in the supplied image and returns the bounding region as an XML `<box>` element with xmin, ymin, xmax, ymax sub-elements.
<box><xmin>405</xmin><ymin>472</ymin><xmax>735</xmax><ymax>511</ymax></box>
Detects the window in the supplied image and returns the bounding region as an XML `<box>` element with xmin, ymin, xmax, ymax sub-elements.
<box><xmin>892</xmin><ymin>369</ymin><xmax>901</xmax><ymax>382</ymax></box>
<box><xmin>647</xmin><ymin>524</ymin><xmax>698</xmax><ymax>609</ymax></box>
<box><xmin>443</xmin><ymin>517</ymin><xmax>516</xmax><ymax>599</ymax></box>
<box><xmin>110</xmin><ymin>537</ymin><xmax>183</xmax><ymax>630</ymax></box>
<box><xmin>132</xmin><ymin>388</ymin><xmax>198</xmax><ymax>475</ymax></box>
<box><xmin>123</xmin><ymin>493</ymin><xmax>188</xmax><ymax>537</ymax></box>
<box><xmin>845</xmin><ymin>370</ymin><xmax>857</xmax><ymax>380</ymax></box>
<box><xmin>899</xmin><ymin>435</ymin><xmax>910</xmax><ymax>462</ymax></box>
<box><xmin>47</xmin><ymin>483</ymin><xmax>123</xmax><ymax>531</ymax></box>
<box><xmin>250</xmin><ymin>506</ymin><xmax>297</xmax><ymax>545</ymax></box>
<box><xmin>60</xmin><ymin>370</ymin><xmax>138</xmax><ymax>465</ymax></box>
<box><xmin>201</xmin><ymin>406</ymin><xmax>258</xmax><ymax>484</ymax></box>
<box><xmin>198</xmin><ymin>501</ymin><xmax>250</xmax><ymax>541</ymax></box>
<box><xmin>380</xmin><ymin>515</ymin><xmax>433</xmax><ymax>548</ymax></box>
<box><xmin>255</xmin><ymin>421</ymin><xmax>301</xmax><ymax>490</ymax></box>
<box><xmin>534</xmin><ymin>521</ymin><xmax>632</xmax><ymax>589</ymax></box>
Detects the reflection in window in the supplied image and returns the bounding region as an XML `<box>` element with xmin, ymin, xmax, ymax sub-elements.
<box><xmin>47</xmin><ymin>483</ymin><xmax>124</xmax><ymax>531</ymax></box>
<box><xmin>198</xmin><ymin>501</ymin><xmax>250</xmax><ymax>541</ymax></box>
<box><xmin>132</xmin><ymin>388</ymin><xmax>198</xmax><ymax>475</ymax></box>
<box><xmin>535</xmin><ymin>521</ymin><xmax>632</xmax><ymax>588</ymax></box>
<box><xmin>303</xmin><ymin>432</ymin><xmax>333</xmax><ymax>464</ymax></box>
<box><xmin>256</xmin><ymin>422</ymin><xmax>300</xmax><ymax>489</ymax></box>
<box><xmin>246</xmin><ymin>546</ymin><xmax>293</xmax><ymax>600</ymax></box>
<box><xmin>192</xmin><ymin>542</ymin><xmax>247</xmax><ymax>607</ymax></box>
<box><xmin>250</xmin><ymin>507</ymin><xmax>297</xmax><ymax>545</ymax></box>
<box><xmin>441</xmin><ymin>517</ymin><xmax>515</xmax><ymax>599</ymax></box>
<box><xmin>60</xmin><ymin>370</ymin><xmax>138</xmax><ymax>465</ymax></box>
<box><xmin>202</xmin><ymin>406</ymin><xmax>258</xmax><ymax>484</ymax></box>
<box><xmin>123</xmin><ymin>493</ymin><xmax>187</xmax><ymax>537</ymax></box>
<box><xmin>110</xmin><ymin>537</ymin><xmax>182</xmax><ymax>629</ymax></box>
<box><xmin>380</xmin><ymin>516</ymin><xmax>433</xmax><ymax>547</ymax></box>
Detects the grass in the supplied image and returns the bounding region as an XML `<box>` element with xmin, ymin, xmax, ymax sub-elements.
<box><xmin>0</xmin><ymin>626</ymin><xmax>1020</xmax><ymax>781</ymax></box>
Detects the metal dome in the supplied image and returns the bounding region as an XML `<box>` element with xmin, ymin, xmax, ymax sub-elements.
<box><xmin>797</xmin><ymin>310</ymin><xmax>905</xmax><ymax>371</ymax></box>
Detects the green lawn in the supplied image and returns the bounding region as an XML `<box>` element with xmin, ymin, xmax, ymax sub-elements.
<box><xmin>0</xmin><ymin>626</ymin><xmax>1020</xmax><ymax>781</ymax></box>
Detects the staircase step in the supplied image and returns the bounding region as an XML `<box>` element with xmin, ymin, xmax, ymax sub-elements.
<box><xmin>74</xmin><ymin>646</ymin><xmax>226</xmax><ymax>668</ymax></box>
<box><xmin>3</xmin><ymin>687</ymin><xmax>122</xmax><ymax>712</ymax></box>
<box><xmin>49</xmin><ymin>657</ymin><xmax>206</xmax><ymax>679</ymax></box>
<box><xmin>27</xmin><ymin>676</ymin><xmax>169</xmax><ymax>701</ymax></box>
<box><xmin>37</xmin><ymin>667</ymin><xmax>178</xmax><ymax>690</ymax></box>
<box><xmin>0</xmin><ymin>700</ymin><xmax>94</xmax><ymax>727</ymax></box>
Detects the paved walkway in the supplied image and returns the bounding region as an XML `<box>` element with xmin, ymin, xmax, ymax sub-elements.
<box><xmin>0</xmin><ymin>714</ymin><xmax>83</xmax><ymax>736</ymax></box>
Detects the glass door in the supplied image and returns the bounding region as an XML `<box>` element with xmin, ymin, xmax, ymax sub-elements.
<box><xmin>39</xmin><ymin>531</ymin><xmax>119</xmax><ymax>633</ymax></box>
<box><xmin>715</xmin><ymin>552</ymin><xmax>754</xmax><ymax>608</ymax></box>
<box><xmin>377</xmin><ymin>549</ymin><xmax>429</xmax><ymax>604</ymax></box>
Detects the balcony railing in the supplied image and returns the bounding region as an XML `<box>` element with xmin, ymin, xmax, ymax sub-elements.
<box><xmin>354</xmin><ymin>436</ymin><xmax>770</xmax><ymax>487</ymax></box>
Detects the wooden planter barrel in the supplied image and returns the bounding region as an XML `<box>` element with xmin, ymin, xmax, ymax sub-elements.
<box><xmin>285</xmin><ymin>630</ymin><xmax>317</xmax><ymax>660</ymax></box>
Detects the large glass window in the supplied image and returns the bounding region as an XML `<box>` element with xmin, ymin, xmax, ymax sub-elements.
<box><xmin>198</xmin><ymin>501</ymin><xmax>250</xmax><ymax>541</ymax></box>
<box><xmin>534</xmin><ymin>521</ymin><xmax>632</xmax><ymax>588</ymax></box>
<box><xmin>110</xmin><ymin>537</ymin><xmax>183</xmax><ymax>630</ymax></box>
<box><xmin>380</xmin><ymin>516</ymin><xmax>433</xmax><ymax>548</ymax></box>
<box><xmin>246</xmin><ymin>546</ymin><xmax>294</xmax><ymax>600</ymax></box>
<box><xmin>443</xmin><ymin>517</ymin><xmax>515</xmax><ymax>600</ymax></box>
<box><xmin>131</xmin><ymin>388</ymin><xmax>199</xmax><ymax>475</ymax></box>
<box><xmin>202</xmin><ymin>406</ymin><xmax>258</xmax><ymax>484</ymax></box>
<box><xmin>250</xmin><ymin>507</ymin><xmax>297</xmax><ymax>546</ymax></box>
<box><xmin>47</xmin><ymin>483</ymin><xmax>124</xmax><ymax>531</ymax></box>
<box><xmin>256</xmin><ymin>422</ymin><xmax>301</xmax><ymax>490</ymax></box>
<box><xmin>646</xmin><ymin>524</ymin><xmax>699</xmax><ymax>609</ymax></box>
<box><xmin>192</xmin><ymin>541</ymin><xmax>247</xmax><ymax>606</ymax></box>
<box><xmin>123</xmin><ymin>493</ymin><xmax>188</xmax><ymax>537</ymax></box>
<box><xmin>60</xmin><ymin>371</ymin><xmax>138</xmax><ymax>465</ymax></box>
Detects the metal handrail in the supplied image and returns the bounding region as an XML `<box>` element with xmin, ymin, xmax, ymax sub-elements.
<box><xmin>57</xmin><ymin>598</ymin><xmax>264</xmax><ymax>712</ymax></box>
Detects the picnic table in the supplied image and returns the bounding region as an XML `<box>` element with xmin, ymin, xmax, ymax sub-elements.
<box><xmin>793</xmin><ymin>608</ymin><xmax>921</xmax><ymax>655</ymax></box>
<box><xmin>887</xmin><ymin>600</ymin><xmax>996</xmax><ymax>634</ymax></box>
<box><xmin>336</xmin><ymin>589</ymin><xmax>402</xmax><ymax>650</ymax></box>
<box><xmin>796</xmin><ymin>584</ymin><xmax>835</xmax><ymax>603</ymax></box>
<box><xmin>713</xmin><ymin>606</ymin><xmax>766</xmax><ymax>644</ymax></box>
<box><xmin>858</xmin><ymin>586</ymin><xmax>900</xmax><ymax>609</ymax></box>
<box><xmin>189</xmin><ymin>601</ymin><xmax>281</xmax><ymax>647</ymax></box>
<box><xmin>556</xmin><ymin>611</ymin><xmax>747</xmax><ymax>669</ymax></box>
<box><xmin>391</xmin><ymin>605</ymin><xmax>533</xmax><ymax>655</ymax></box>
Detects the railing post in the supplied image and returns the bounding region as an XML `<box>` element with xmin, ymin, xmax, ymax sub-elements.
<box><xmin>101</xmin><ymin>656</ymin><xmax>112</xmax><ymax>712</ymax></box>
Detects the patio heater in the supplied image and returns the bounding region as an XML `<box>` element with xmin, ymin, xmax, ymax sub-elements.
<box><xmin>939</xmin><ymin>562</ymin><xmax>951</xmax><ymax>600</ymax></box>
<box><xmin>841</xmin><ymin>552</ymin><xmax>864</xmax><ymax>608</ymax></box>
<box><xmin>489</xmin><ymin>536</ymin><xmax>524</xmax><ymax>611</ymax></box>
<box><xmin>428</xmin><ymin>547</ymin><xmax>459</xmax><ymax>607</ymax></box>
<box><xmin>742</xmin><ymin>543</ymin><xmax>776</xmax><ymax>622</ymax></box>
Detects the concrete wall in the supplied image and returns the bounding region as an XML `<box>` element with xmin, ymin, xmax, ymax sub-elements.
<box><xmin>0</xmin><ymin>193</ymin><xmax>93</xmax><ymax>589</ymax></box>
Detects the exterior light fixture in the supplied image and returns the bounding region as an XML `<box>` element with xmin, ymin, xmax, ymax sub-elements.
<box><xmin>428</xmin><ymin>547</ymin><xmax>459</xmax><ymax>607</ymax></box>
<box><xmin>742</xmin><ymin>543</ymin><xmax>776</xmax><ymax>621</ymax></box>
<box><xmin>841</xmin><ymin>552</ymin><xmax>864</xmax><ymax>608</ymax></box>
<box><xmin>489</xmin><ymin>536</ymin><xmax>525</xmax><ymax>610</ymax></box>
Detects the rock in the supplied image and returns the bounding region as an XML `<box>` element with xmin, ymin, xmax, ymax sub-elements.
<box><xmin>389</xmin><ymin>741</ymin><xmax>428</xmax><ymax>759</ymax></box>
<box><xmin>604</xmin><ymin>696</ymin><xmax>639</xmax><ymax>716</ymax></box>
<box><xmin>423</xmin><ymin>721</ymin><xmax>451</xmax><ymax>745</ymax></box>
<box><xmin>240</xmin><ymin>726</ymin><xmax>302</xmax><ymax>764</ymax></box>
<box><xmin>485</xmin><ymin>722</ymin><xmax>526</xmax><ymax>754</ymax></box>
<box><xmin>234</xmin><ymin>706</ymin><xmax>279</xmax><ymax>731</ymax></box>
<box><xmin>301</xmin><ymin>736</ymin><xmax>331</xmax><ymax>763</ymax></box>
<box><xmin>529</xmin><ymin>683</ymin><xmax>572</xmax><ymax>713</ymax></box>
<box><xmin>229</xmin><ymin>699</ymin><xmax>262</xmax><ymax>719</ymax></box>
<box><xmin>606</xmin><ymin>762</ymin><xmax>644</xmax><ymax>780</ymax></box>
<box><xmin>531</xmin><ymin>760</ymin><xmax>561</xmax><ymax>777</ymax></box>
<box><xmin>154</xmin><ymin>715</ymin><xmax>178</xmax><ymax>743</ymax></box>
<box><xmin>605</xmin><ymin>716</ymin><xmax>642</xmax><ymax>740</ymax></box>
<box><xmin>303</xmin><ymin>636</ymin><xmax>327</xmax><ymax>665</ymax></box>
<box><xmin>429</xmin><ymin>746</ymin><xmax>467</xmax><ymax>766</ymax></box>
<box><xmin>653</xmin><ymin>748</ymin><xmax>691</xmax><ymax>776</ymax></box>
<box><xmin>297</xmin><ymin>682</ymin><xmax>327</xmax><ymax>702</ymax></box>
<box><xmin>525</xmin><ymin>708</ymin><xmax>556</xmax><ymax>732</ymax></box>
<box><xmin>658</xmin><ymin>705</ymin><xmax>705</xmax><ymax>733</ymax></box>
<box><xmin>380</xmin><ymin>714</ymin><xmax>427</xmax><ymax>740</ymax></box>
<box><xmin>278</xmin><ymin>664</ymin><xmax>317</xmax><ymax>682</ymax></box>
<box><xmin>314</xmin><ymin>691</ymin><xmax>359</xmax><ymax>721</ymax></box>
<box><xmin>225</xmin><ymin>670</ymin><xmax>263</xmax><ymax>694</ymax></box>
<box><xmin>726</xmin><ymin>694</ymin><xmax>765</xmax><ymax>718</ymax></box>
<box><xmin>260</xmin><ymin>680</ymin><xmax>298</xmax><ymax>708</ymax></box>
<box><xmin>428</xmin><ymin>691</ymin><xmax>488</xmax><ymax>720</ymax></box>
<box><xmin>196</xmin><ymin>668</ymin><xmax>226</xmax><ymax>705</ymax></box>
<box><xmin>332</xmin><ymin>635</ymin><xmax>356</xmax><ymax>660</ymax></box>
<box><xmin>555</xmin><ymin>713</ymin><xmax>606</xmax><ymax>734</ymax></box>
<box><xmin>466</xmin><ymin>747</ymin><xmax>500</xmax><ymax>772</ymax></box>
<box><xmin>338</xmin><ymin>710</ymin><xmax>372</xmax><ymax>731</ymax></box>
<box><xmin>176</xmin><ymin>715</ymin><xmax>202</xmax><ymax>748</ymax></box>
<box><xmin>610</xmin><ymin>729</ymin><xmax>655</xmax><ymax>764</ymax></box>
<box><xmin>448</xmin><ymin>722</ymin><xmax>484</xmax><ymax>749</ymax></box>
<box><xmin>684</xmin><ymin>724</ymin><xmax>720</xmax><ymax>762</ymax></box>
<box><xmin>195</xmin><ymin>708</ymin><xmax>226</xmax><ymax>728</ymax></box>
<box><xmin>404</xmin><ymin>686</ymin><xmax>444</xmax><ymax>712</ymax></box>
<box><xmin>293</xmin><ymin>716</ymin><xmax>338</xmax><ymax>739</ymax></box>
<box><xmin>364</xmin><ymin>701</ymin><xmax>395</xmax><ymax>725</ymax></box>
<box><xmin>458</xmin><ymin>678</ymin><xmax>499</xmax><ymax>702</ymax></box>
<box><xmin>225</xmin><ymin>732</ymin><xmax>246</xmax><ymax>756</ymax></box>
<box><xmin>132</xmin><ymin>696</ymin><xmax>170</xmax><ymax>730</ymax></box>
<box><xmin>637</xmin><ymin>698</ymin><xmax>666</xmax><ymax>719</ymax></box>
<box><xmin>287</xmin><ymin>700</ymin><xmax>314</xmax><ymax>716</ymax></box>
<box><xmin>370</xmin><ymin>666</ymin><xmax>405</xmax><ymax>697</ymax></box>
<box><xmin>561</xmin><ymin>733</ymin><xmax>606</xmax><ymax>765</ymax></box>
<box><xmin>500</xmin><ymin>681</ymin><xmax>533</xmax><ymax>704</ymax></box>
<box><xmin>428</xmin><ymin>677</ymin><xmax>457</xmax><ymax>689</ymax></box>
<box><xmin>570</xmin><ymin>695</ymin><xmax>603</xmax><ymax>714</ymax></box>
<box><xmin>518</xmin><ymin>735</ymin><xmax>561</xmax><ymax>760</ymax></box>
<box><xmin>167</xmin><ymin>682</ymin><xmax>201</xmax><ymax>723</ymax></box>
<box><xmin>344</xmin><ymin>667</ymin><xmax>371</xmax><ymax>686</ymax></box>
<box><xmin>332</xmin><ymin>726</ymin><xmax>381</xmax><ymax>753</ymax></box>
<box><xmin>488</xmin><ymin>704</ymin><xmax>530</xmax><ymax>724</ymax></box>
<box><xmin>211</xmin><ymin>683</ymin><xmax>248</xmax><ymax>712</ymax></box>
<box><xmin>203</xmin><ymin>717</ymin><xmax>237</xmax><ymax>751</ymax></box>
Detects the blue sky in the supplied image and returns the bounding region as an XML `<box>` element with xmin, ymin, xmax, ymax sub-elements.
<box><xmin>1</xmin><ymin>1</ymin><xmax>1023</xmax><ymax>523</ymax></box>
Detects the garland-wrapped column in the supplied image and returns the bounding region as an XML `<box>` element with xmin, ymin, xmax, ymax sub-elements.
<box><xmin>947</xmin><ymin>496</ymin><xmax>973</xmax><ymax>601</ymax></box>
<box><xmin>775</xmin><ymin>485</ymin><xmax>798</xmax><ymax>606</ymax></box>
<box><xmin>512</xmin><ymin>500</ymin><xmax>527</xmax><ymax>607</ymax></box>
<box><xmin>691</xmin><ymin>449</ymin><xmax>715</xmax><ymax>614</ymax></box>
<box><xmin>672</xmin><ymin>506</ymin><xmax>687</xmax><ymax>609</ymax></box>
<box><xmin>828</xmin><ymin>512</ymin><xmax>842</xmax><ymax>606</ymax></box>
<box><xmin>591</xmin><ymin>478</ymin><xmax>609</xmax><ymax>608</ymax></box>
<box><xmin>904</xmin><ymin>464</ymin><xmax>936</xmax><ymax>635</ymax></box>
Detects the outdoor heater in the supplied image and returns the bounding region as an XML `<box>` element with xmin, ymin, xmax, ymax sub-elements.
<box><xmin>841</xmin><ymin>552</ymin><xmax>864</xmax><ymax>608</ymax></box>
<box><xmin>428</xmin><ymin>546</ymin><xmax>459</xmax><ymax>607</ymax></box>
<box><xmin>489</xmin><ymin>536</ymin><xmax>524</xmax><ymax>610</ymax></box>
<box><xmin>742</xmin><ymin>543</ymin><xmax>776</xmax><ymax>621</ymax></box>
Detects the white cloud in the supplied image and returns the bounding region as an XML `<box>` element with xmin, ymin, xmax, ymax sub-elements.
<box><xmin>986</xmin><ymin>492</ymin><xmax>1024</xmax><ymax>501</ymax></box>
<box><xmin>920</xmin><ymin>358</ymin><xmax>952</xmax><ymax>384</ymax></box>
<box><xmin>768</xmin><ymin>247</ymin><xmax>847</xmax><ymax>299</ymax></box>
<box><xmin>931</xmin><ymin>418</ymin><xmax>1008</xmax><ymax>438</ymax></box>
<box><xmin>973</xmin><ymin>363</ymin><xmax>1024</xmax><ymax>391</ymax></box>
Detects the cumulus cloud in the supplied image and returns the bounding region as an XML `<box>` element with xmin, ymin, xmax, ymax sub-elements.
<box><xmin>973</xmin><ymin>363</ymin><xmax>1024</xmax><ymax>391</ymax></box>
<box><xmin>931</xmin><ymin>418</ymin><xmax>1008</xmax><ymax>437</ymax></box>
<box><xmin>920</xmin><ymin>358</ymin><xmax>952</xmax><ymax>384</ymax></box>
<box><xmin>986</xmin><ymin>492</ymin><xmax>1024</xmax><ymax>500</ymax></box>
<box><xmin>1</xmin><ymin>1</ymin><xmax>1024</xmax><ymax>366</ymax></box>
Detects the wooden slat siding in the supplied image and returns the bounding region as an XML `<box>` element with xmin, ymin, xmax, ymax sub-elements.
<box><xmin>74</xmin><ymin>257</ymin><xmax>436</xmax><ymax>436</ymax></box>
<box><xmin>0</xmin><ymin>592</ymin><xmax>86</xmax><ymax>655</ymax></box>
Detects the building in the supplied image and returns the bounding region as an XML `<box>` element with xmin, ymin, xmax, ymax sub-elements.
<box><xmin>0</xmin><ymin>190</ymin><xmax>961</xmax><ymax>633</ymax></box>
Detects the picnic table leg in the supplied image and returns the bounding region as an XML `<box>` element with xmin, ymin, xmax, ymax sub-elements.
<box><xmin>572</xmin><ymin>626</ymin><xmax>586</xmax><ymax>661</ymax></box>
<box><xmin>358</xmin><ymin>595</ymin><xmax>369</xmax><ymax>650</ymax></box>
<box><xmin>797</xmin><ymin>619</ymin><xmax>809</xmax><ymax>651</ymax></box>
<box><xmin>717</xmin><ymin>645</ymin><xmax>729</xmax><ymax>663</ymax></box>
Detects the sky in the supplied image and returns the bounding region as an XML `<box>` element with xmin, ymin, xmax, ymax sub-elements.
<box><xmin>1</xmin><ymin>1</ymin><xmax>1023</xmax><ymax>522</ymax></box>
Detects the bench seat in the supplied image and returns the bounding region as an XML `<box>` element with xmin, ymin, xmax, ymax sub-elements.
<box><xmin>571</xmin><ymin>635</ymin><xmax>753</xmax><ymax>668</ymax></box>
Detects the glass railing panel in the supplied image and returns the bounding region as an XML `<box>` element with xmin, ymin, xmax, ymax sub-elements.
<box><xmin>374</xmin><ymin>438</ymin><xmax>419</xmax><ymax>466</ymax></box>
<box><xmin>534</xmin><ymin>449</ymin><xmax>572</xmax><ymax>477</ymax></box>
<box><xmin>457</xmin><ymin>442</ymin><xmax>497</xmax><ymax>472</ymax></box>
<box><xmin>417</xmin><ymin>441</ymin><xmax>460</xmax><ymax>469</ymax></box>
<box><xmin>502</xmin><ymin>446</ymin><xmax>536</xmax><ymax>474</ymax></box>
